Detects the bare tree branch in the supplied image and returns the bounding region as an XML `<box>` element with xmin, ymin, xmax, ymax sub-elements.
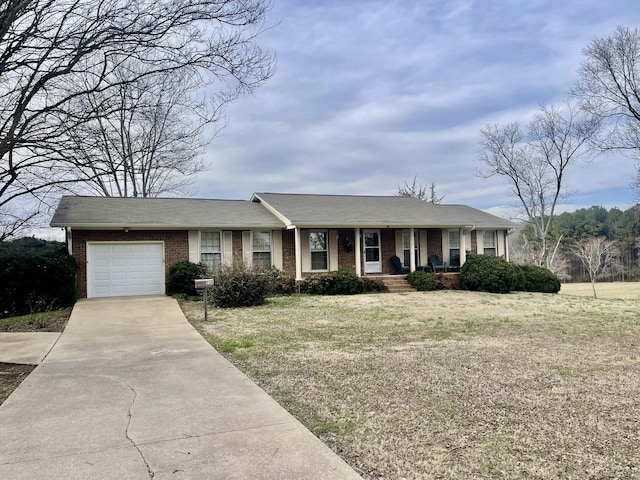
<box><xmin>572</xmin><ymin>237</ymin><xmax>621</xmax><ymax>298</ymax></box>
<box><xmin>396</xmin><ymin>175</ymin><xmax>444</xmax><ymax>204</ymax></box>
<box><xmin>0</xmin><ymin>0</ymin><xmax>274</xmax><ymax>231</ymax></box>
<box><xmin>478</xmin><ymin>102</ymin><xmax>599</xmax><ymax>269</ymax></box>
<box><xmin>572</xmin><ymin>26</ymin><xmax>640</xmax><ymax>197</ymax></box>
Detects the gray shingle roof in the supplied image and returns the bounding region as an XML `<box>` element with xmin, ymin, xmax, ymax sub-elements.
<box><xmin>252</xmin><ymin>193</ymin><xmax>517</xmax><ymax>229</ymax></box>
<box><xmin>50</xmin><ymin>196</ymin><xmax>286</xmax><ymax>229</ymax></box>
<box><xmin>51</xmin><ymin>194</ymin><xmax>517</xmax><ymax>230</ymax></box>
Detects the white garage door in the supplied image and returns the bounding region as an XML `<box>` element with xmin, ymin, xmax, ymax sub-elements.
<box><xmin>88</xmin><ymin>243</ymin><xmax>165</xmax><ymax>298</ymax></box>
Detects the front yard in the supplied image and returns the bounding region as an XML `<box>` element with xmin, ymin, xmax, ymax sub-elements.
<box><xmin>181</xmin><ymin>285</ymin><xmax>640</xmax><ymax>479</ymax></box>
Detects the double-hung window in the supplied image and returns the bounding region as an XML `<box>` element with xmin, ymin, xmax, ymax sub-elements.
<box><xmin>200</xmin><ymin>231</ymin><xmax>222</xmax><ymax>270</ymax></box>
<box><xmin>252</xmin><ymin>231</ymin><xmax>272</xmax><ymax>269</ymax></box>
<box><xmin>448</xmin><ymin>230</ymin><xmax>460</xmax><ymax>267</ymax></box>
<box><xmin>402</xmin><ymin>230</ymin><xmax>411</xmax><ymax>267</ymax></box>
<box><xmin>483</xmin><ymin>231</ymin><xmax>497</xmax><ymax>256</ymax></box>
<box><xmin>309</xmin><ymin>231</ymin><xmax>328</xmax><ymax>271</ymax></box>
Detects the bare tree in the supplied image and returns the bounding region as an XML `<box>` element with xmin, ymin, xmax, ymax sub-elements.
<box><xmin>0</xmin><ymin>0</ymin><xmax>274</xmax><ymax>237</ymax></box>
<box><xmin>478</xmin><ymin>102</ymin><xmax>599</xmax><ymax>270</ymax></box>
<box><xmin>397</xmin><ymin>176</ymin><xmax>444</xmax><ymax>204</ymax></box>
<box><xmin>572</xmin><ymin>26</ymin><xmax>640</xmax><ymax>196</ymax></box>
<box><xmin>66</xmin><ymin>67</ymin><xmax>218</xmax><ymax>197</ymax></box>
<box><xmin>572</xmin><ymin>237</ymin><xmax>621</xmax><ymax>298</ymax></box>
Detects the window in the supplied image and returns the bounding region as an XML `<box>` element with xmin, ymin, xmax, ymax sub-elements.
<box><xmin>483</xmin><ymin>231</ymin><xmax>497</xmax><ymax>256</ymax></box>
<box><xmin>200</xmin><ymin>231</ymin><xmax>222</xmax><ymax>270</ymax></box>
<box><xmin>309</xmin><ymin>231</ymin><xmax>328</xmax><ymax>270</ymax></box>
<box><xmin>252</xmin><ymin>231</ymin><xmax>272</xmax><ymax>269</ymax></box>
<box><xmin>449</xmin><ymin>230</ymin><xmax>460</xmax><ymax>267</ymax></box>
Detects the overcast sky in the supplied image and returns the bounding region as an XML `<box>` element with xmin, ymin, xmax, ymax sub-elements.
<box><xmin>198</xmin><ymin>1</ymin><xmax>640</xmax><ymax>216</ymax></box>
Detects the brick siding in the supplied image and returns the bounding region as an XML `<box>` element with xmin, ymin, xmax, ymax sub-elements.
<box><xmin>336</xmin><ymin>229</ymin><xmax>356</xmax><ymax>273</ymax></box>
<box><xmin>232</xmin><ymin>230</ymin><xmax>244</xmax><ymax>265</ymax></box>
<box><xmin>282</xmin><ymin>230</ymin><xmax>296</xmax><ymax>277</ymax></box>
<box><xmin>380</xmin><ymin>229</ymin><xmax>397</xmax><ymax>274</ymax></box>
<box><xmin>71</xmin><ymin>230</ymin><xmax>188</xmax><ymax>298</ymax></box>
<box><xmin>427</xmin><ymin>228</ymin><xmax>443</xmax><ymax>258</ymax></box>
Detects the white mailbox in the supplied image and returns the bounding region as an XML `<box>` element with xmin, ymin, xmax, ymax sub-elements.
<box><xmin>194</xmin><ymin>278</ymin><xmax>214</xmax><ymax>289</ymax></box>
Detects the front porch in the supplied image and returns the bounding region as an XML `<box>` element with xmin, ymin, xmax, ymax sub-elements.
<box><xmin>281</xmin><ymin>225</ymin><xmax>507</xmax><ymax>281</ymax></box>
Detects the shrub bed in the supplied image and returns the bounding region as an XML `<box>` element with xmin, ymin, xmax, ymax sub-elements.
<box><xmin>406</xmin><ymin>270</ymin><xmax>438</xmax><ymax>291</ymax></box>
<box><xmin>166</xmin><ymin>261</ymin><xmax>209</xmax><ymax>296</ymax></box>
<box><xmin>208</xmin><ymin>263</ymin><xmax>273</xmax><ymax>308</ymax></box>
<box><xmin>515</xmin><ymin>265</ymin><xmax>561</xmax><ymax>293</ymax></box>
<box><xmin>299</xmin><ymin>270</ymin><xmax>386</xmax><ymax>295</ymax></box>
<box><xmin>460</xmin><ymin>255</ymin><xmax>519</xmax><ymax>294</ymax></box>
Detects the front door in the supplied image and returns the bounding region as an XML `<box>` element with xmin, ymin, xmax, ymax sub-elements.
<box><xmin>363</xmin><ymin>230</ymin><xmax>381</xmax><ymax>273</ymax></box>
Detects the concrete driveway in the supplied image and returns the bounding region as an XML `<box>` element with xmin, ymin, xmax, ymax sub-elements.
<box><xmin>0</xmin><ymin>296</ymin><xmax>361</xmax><ymax>479</ymax></box>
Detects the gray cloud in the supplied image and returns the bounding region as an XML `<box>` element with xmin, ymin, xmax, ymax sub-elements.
<box><xmin>195</xmin><ymin>0</ymin><xmax>640</xmax><ymax>213</ymax></box>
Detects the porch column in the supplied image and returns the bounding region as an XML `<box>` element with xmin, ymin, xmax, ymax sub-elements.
<box><xmin>409</xmin><ymin>227</ymin><xmax>416</xmax><ymax>271</ymax></box>
<box><xmin>294</xmin><ymin>227</ymin><xmax>302</xmax><ymax>280</ymax></box>
<box><xmin>355</xmin><ymin>228</ymin><xmax>361</xmax><ymax>276</ymax></box>
<box><xmin>459</xmin><ymin>228</ymin><xmax>466</xmax><ymax>266</ymax></box>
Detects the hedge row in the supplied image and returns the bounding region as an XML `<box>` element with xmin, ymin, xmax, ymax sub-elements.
<box><xmin>460</xmin><ymin>255</ymin><xmax>560</xmax><ymax>294</ymax></box>
<box><xmin>166</xmin><ymin>256</ymin><xmax>560</xmax><ymax>309</ymax></box>
<box><xmin>0</xmin><ymin>238</ymin><xmax>77</xmax><ymax>318</ymax></box>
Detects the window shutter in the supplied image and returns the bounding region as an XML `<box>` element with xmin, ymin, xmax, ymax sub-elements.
<box><xmin>272</xmin><ymin>230</ymin><xmax>283</xmax><ymax>269</ymax></box>
<box><xmin>188</xmin><ymin>231</ymin><xmax>200</xmax><ymax>263</ymax></box>
<box><xmin>242</xmin><ymin>231</ymin><xmax>252</xmax><ymax>265</ymax></box>
<box><xmin>223</xmin><ymin>231</ymin><xmax>233</xmax><ymax>266</ymax></box>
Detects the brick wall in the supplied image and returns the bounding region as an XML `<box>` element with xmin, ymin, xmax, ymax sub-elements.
<box><xmin>427</xmin><ymin>229</ymin><xmax>443</xmax><ymax>258</ymax></box>
<box><xmin>232</xmin><ymin>231</ymin><xmax>244</xmax><ymax>265</ymax></box>
<box><xmin>337</xmin><ymin>229</ymin><xmax>356</xmax><ymax>273</ymax></box>
<box><xmin>71</xmin><ymin>230</ymin><xmax>188</xmax><ymax>298</ymax></box>
<box><xmin>282</xmin><ymin>230</ymin><xmax>296</xmax><ymax>277</ymax></box>
<box><xmin>380</xmin><ymin>229</ymin><xmax>396</xmax><ymax>274</ymax></box>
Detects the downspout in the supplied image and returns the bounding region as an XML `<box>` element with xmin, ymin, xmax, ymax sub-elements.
<box><xmin>66</xmin><ymin>227</ymin><xmax>73</xmax><ymax>256</ymax></box>
<box><xmin>355</xmin><ymin>228</ymin><xmax>361</xmax><ymax>276</ymax></box>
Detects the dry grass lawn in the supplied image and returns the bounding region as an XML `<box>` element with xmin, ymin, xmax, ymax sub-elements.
<box><xmin>181</xmin><ymin>285</ymin><xmax>640</xmax><ymax>480</ymax></box>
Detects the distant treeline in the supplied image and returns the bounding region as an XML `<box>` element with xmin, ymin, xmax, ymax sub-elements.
<box><xmin>517</xmin><ymin>204</ymin><xmax>640</xmax><ymax>282</ymax></box>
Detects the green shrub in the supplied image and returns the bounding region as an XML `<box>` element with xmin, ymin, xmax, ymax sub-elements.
<box><xmin>460</xmin><ymin>255</ymin><xmax>519</xmax><ymax>294</ymax></box>
<box><xmin>0</xmin><ymin>238</ymin><xmax>77</xmax><ymax>318</ymax></box>
<box><xmin>263</xmin><ymin>267</ymin><xmax>295</xmax><ymax>294</ymax></box>
<box><xmin>327</xmin><ymin>269</ymin><xmax>362</xmax><ymax>295</ymax></box>
<box><xmin>166</xmin><ymin>261</ymin><xmax>208</xmax><ymax>296</ymax></box>
<box><xmin>515</xmin><ymin>265</ymin><xmax>561</xmax><ymax>293</ymax></box>
<box><xmin>298</xmin><ymin>273</ymin><xmax>332</xmax><ymax>294</ymax></box>
<box><xmin>208</xmin><ymin>263</ymin><xmax>272</xmax><ymax>308</ymax></box>
<box><xmin>406</xmin><ymin>270</ymin><xmax>438</xmax><ymax>291</ymax></box>
<box><xmin>359</xmin><ymin>277</ymin><xmax>387</xmax><ymax>293</ymax></box>
<box><xmin>299</xmin><ymin>269</ymin><xmax>371</xmax><ymax>295</ymax></box>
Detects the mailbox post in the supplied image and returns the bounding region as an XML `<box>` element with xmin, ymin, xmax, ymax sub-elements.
<box><xmin>194</xmin><ymin>278</ymin><xmax>214</xmax><ymax>321</ymax></box>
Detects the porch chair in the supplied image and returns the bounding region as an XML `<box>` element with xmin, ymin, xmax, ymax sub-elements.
<box><xmin>391</xmin><ymin>256</ymin><xmax>410</xmax><ymax>274</ymax></box>
<box><xmin>428</xmin><ymin>254</ymin><xmax>447</xmax><ymax>272</ymax></box>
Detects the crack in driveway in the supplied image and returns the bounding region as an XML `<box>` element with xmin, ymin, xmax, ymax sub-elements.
<box><xmin>121</xmin><ymin>379</ymin><xmax>155</xmax><ymax>479</ymax></box>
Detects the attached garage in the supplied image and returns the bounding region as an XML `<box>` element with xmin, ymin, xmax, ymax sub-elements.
<box><xmin>87</xmin><ymin>243</ymin><xmax>165</xmax><ymax>298</ymax></box>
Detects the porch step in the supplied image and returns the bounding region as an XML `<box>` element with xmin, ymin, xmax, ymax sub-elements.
<box><xmin>371</xmin><ymin>275</ymin><xmax>416</xmax><ymax>293</ymax></box>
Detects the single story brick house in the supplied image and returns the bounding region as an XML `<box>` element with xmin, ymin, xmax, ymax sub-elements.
<box><xmin>50</xmin><ymin>193</ymin><xmax>517</xmax><ymax>298</ymax></box>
